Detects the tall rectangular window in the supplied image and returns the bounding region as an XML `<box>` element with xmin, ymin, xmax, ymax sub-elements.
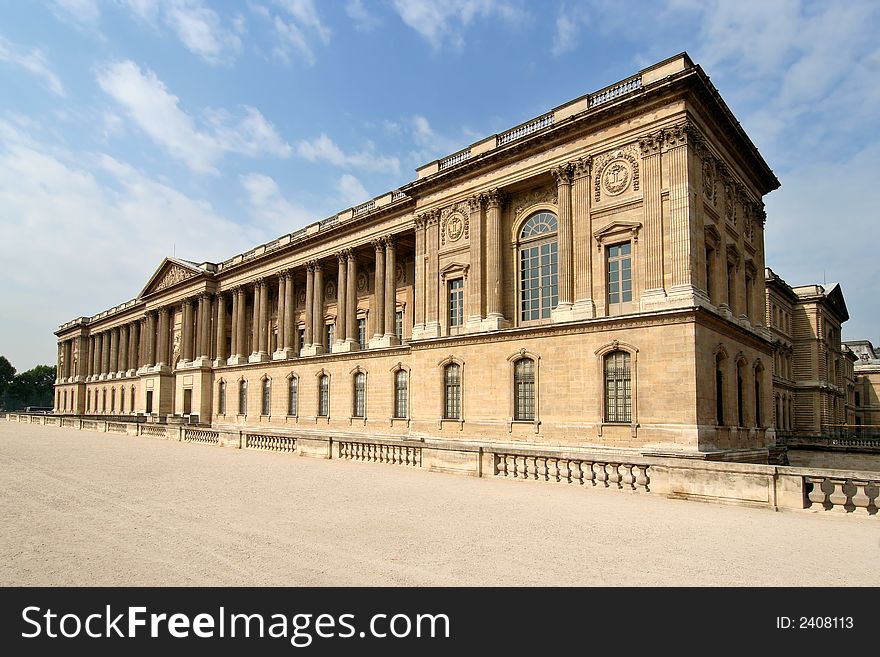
<box><xmin>183</xmin><ymin>388</ymin><xmax>192</xmax><ymax>415</ymax></box>
<box><xmin>394</xmin><ymin>370</ymin><xmax>408</xmax><ymax>419</ymax></box>
<box><xmin>395</xmin><ymin>310</ymin><xmax>404</xmax><ymax>342</ymax></box>
<box><xmin>318</xmin><ymin>375</ymin><xmax>329</xmax><ymax>417</ymax></box>
<box><xmin>705</xmin><ymin>246</ymin><xmax>714</xmax><ymax>303</ymax></box>
<box><xmin>130</xmin><ymin>387</ymin><xmax>135</xmax><ymax>414</ymax></box>
<box><xmin>514</xmin><ymin>358</ymin><xmax>535</xmax><ymax>421</ymax></box>
<box><xmin>604</xmin><ymin>351</ymin><xmax>632</xmax><ymax>423</ymax></box>
<box><xmin>353</xmin><ymin>372</ymin><xmax>365</xmax><ymax>418</ymax></box>
<box><xmin>448</xmin><ymin>278</ymin><xmax>464</xmax><ymax>328</ymax></box>
<box><xmin>606</xmin><ymin>243</ymin><xmax>632</xmax><ymax>315</ymax></box>
<box><xmin>444</xmin><ymin>363</ymin><xmax>461</xmax><ymax>420</ymax></box>
<box><xmin>288</xmin><ymin>377</ymin><xmax>298</xmax><ymax>416</ymax></box>
<box><xmin>325</xmin><ymin>324</ymin><xmax>334</xmax><ymax>350</ymax></box>
<box><xmin>298</xmin><ymin>328</ymin><xmax>305</xmax><ymax>352</ymax></box>
<box><xmin>146</xmin><ymin>390</ymin><xmax>153</xmax><ymax>414</ymax></box>
<box><xmin>239</xmin><ymin>380</ymin><xmax>247</xmax><ymax>415</ymax></box>
<box><xmin>261</xmin><ymin>379</ymin><xmax>271</xmax><ymax>416</ymax></box>
<box><xmin>357</xmin><ymin>318</ymin><xmax>366</xmax><ymax>350</ymax></box>
<box><xmin>218</xmin><ymin>381</ymin><xmax>226</xmax><ymax>415</ymax></box>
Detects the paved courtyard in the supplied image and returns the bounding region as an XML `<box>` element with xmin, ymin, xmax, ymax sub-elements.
<box><xmin>0</xmin><ymin>422</ymin><xmax>877</xmax><ymax>586</ymax></box>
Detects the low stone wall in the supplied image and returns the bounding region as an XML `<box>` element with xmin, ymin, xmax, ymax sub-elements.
<box><xmin>5</xmin><ymin>413</ymin><xmax>878</xmax><ymax>516</ymax></box>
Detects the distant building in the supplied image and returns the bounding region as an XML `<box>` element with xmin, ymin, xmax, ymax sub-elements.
<box><xmin>843</xmin><ymin>339</ymin><xmax>880</xmax><ymax>431</ymax></box>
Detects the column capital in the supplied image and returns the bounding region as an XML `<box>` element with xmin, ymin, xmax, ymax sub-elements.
<box><xmin>571</xmin><ymin>156</ymin><xmax>592</xmax><ymax>179</ymax></box>
<box><xmin>306</xmin><ymin>260</ymin><xmax>318</xmax><ymax>272</ymax></box>
<box><xmin>663</xmin><ymin>120</ymin><xmax>695</xmax><ymax>149</ymax></box>
<box><xmin>551</xmin><ymin>163</ymin><xmax>573</xmax><ymax>186</ymax></box>
<box><xmin>483</xmin><ymin>188</ymin><xmax>504</xmax><ymax>210</ymax></box>
<box><xmin>253</xmin><ymin>277</ymin><xmax>264</xmax><ymax>287</ymax></box>
<box><xmin>639</xmin><ymin>129</ymin><xmax>665</xmax><ymax>156</ymax></box>
<box><xmin>372</xmin><ymin>238</ymin><xmax>384</xmax><ymax>252</ymax></box>
<box><xmin>199</xmin><ymin>291</ymin><xmax>211</xmax><ymax>301</ymax></box>
<box><xmin>384</xmin><ymin>234</ymin><xmax>396</xmax><ymax>250</ymax></box>
<box><xmin>414</xmin><ymin>214</ymin><xmax>427</xmax><ymax>229</ymax></box>
<box><xmin>467</xmin><ymin>194</ymin><xmax>483</xmax><ymax>212</ymax></box>
<box><xmin>337</xmin><ymin>249</ymin><xmax>351</xmax><ymax>263</ymax></box>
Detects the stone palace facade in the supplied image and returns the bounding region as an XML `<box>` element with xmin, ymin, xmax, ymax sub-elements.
<box><xmin>53</xmin><ymin>53</ymin><xmax>784</xmax><ymax>461</ymax></box>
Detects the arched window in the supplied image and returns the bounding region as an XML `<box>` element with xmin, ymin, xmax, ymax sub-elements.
<box><xmin>102</xmin><ymin>389</ymin><xmax>107</xmax><ymax>413</ymax></box>
<box><xmin>715</xmin><ymin>353</ymin><xmax>726</xmax><ymax>426</ymax></box>
<box><xmin>394</xmin><ymin>370</ymin><xmax>408</xmax><ymax>419</ymax></box>
<box><xmin>513</xmin><ymin>358</ymin><xmax>535</xmax><ymax>421</ymax></box>
<box><xmin>218</xmin><ymin>381</ymin><xmax>226</xmax><ymax>415</ymax></box>
<box><xmin>352</xmin><ymin>372</ymin><xmax>366</xmax><ymax>418</ymax></box>
<box><xmin>754</xmin><ymin>364</ymin><xmax>764</xmax><ymax>427</ymax></box>
<box><xmin>130</xmin><ymin>386</ymin><xmax>136</xmax><ymax>414</ymax></box>
<box><xmin>318</xmin><ymin>374</ymin><xmax>330</xmax><ymax>417</ymax></box>
<box><xmin>261</xmin><ymin>378</ymin><xmax>271</xmax><ymax>416</ymax></box>
<box><xmin>518</xmin><ymin>211</ymin><xmax>558</xmax><ymax>322</ymax></box>
<box><xmin>604</xmin><ymin>351</ymin><xmax>631</xmax><ymax>423</ymax></box>
<box><xmin>444</xmin><ymin>363</ymin><xmax>461</xmax><ymax>419</ymax></box>
<box><xmin>288</xmin><ymin>377</ymin><xmax>298</xmax><ymax>416</ymax></box>
<box><xmin>120</xmin><ymin>387</ymin><xmax>125</xmax><ymax>413</ymax></box>
<box><xmin>238</xmin><ymin>380</ymin><xmax>248</xmax><ymax>415</ymax></box>
<box><xmin>110</xmin><ymin>388</ymin><xmax>116</xmax><ymax>413</ymax></box>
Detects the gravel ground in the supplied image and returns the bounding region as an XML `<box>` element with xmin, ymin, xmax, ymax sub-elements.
<box><xmin>1</xmin><ymin>422</ymin><xmax>877</xmax><ymax>586</ymax></box>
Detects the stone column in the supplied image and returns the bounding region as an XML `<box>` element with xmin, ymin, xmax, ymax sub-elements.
<box><xmin>76</xmin><ymin>335</ymin><xmax>87</xmax><ymax>380</ymax></box>
<box><xmin>413</xmin><ymin>216</ymin><xmax>427</xmax><ymax>337</ymax></box>
<box><xmin>258</xmin><ymin>279</ymin><xmax>269</xmax><ymax>359</ymax></box>
<box><xmin>229</xmin><ymin>289</ymin><xmax>239</xmax><ymax>360</ymax></box>
<box><xmin>274</xmin><ymin>274</ymin><xmax>286</xmax><ymax>359</ymax></box>
<box><xmin>571</xmin><ymin>156</ymin><xmax>595</xmax><ymax>319</ymax></box>
<box><xmin>61</xmin><ymin>341</ymin><xmax>70</xmax><ymax>380</ymax></box>
<box><xmin>144</xmin><ymin>313</ymin><xmax>156</xmax><ymax>368</ymax></box>
<box><xmin>664</xmin><ymin>122</ymin><xmax>699</xmax><ymax>303</ymax></box>
<box><xmin>639</xmin><ymin>132</ymin><xmax>667</xmax><ymax>307</ymax></box>
<box><xmin>345</xmin><ymin>251</ymin><xmax>358</xmax><ymax>350</ymax></box>
<box><xmin>552</xmin><ymin>165</ymin><xmax>574</xmax><ymax>321</ymax></box>
<box><xmin>312</xmin><ymin>263</ymin><xmax>324</xmax><ymax>355</ymax></box>
<box><xmin>118</xmin><ymin>324</ymin><xmax>128</xmax><ymax>376</ymax></box>
<box><xmin>424</xmin><ymin>211</ymin><xmax>441</xmax><ymax>338</ymax></box>
<box><xmin>129</xmin><ymin>320</ymin><xmax>140</xmax><ymax>372</ymax></box>
<box><xmin>86</xmin><ymin>336</ymin><xmax>94</xmax><ymax>379</ymax></box>
<box><xmin>484</xmin><ymin>189</ymin><xmax>508</xmax><ymax>329</ymax></box>
<box><xmin>384</xmin><ymin>236</ymin><xmax>399</xmax><ymax>345</ymax></box>
<box><xmin>95</xmin><ymin>332</ymin><xmax>105</xmax><ymax>376</ymax></box>
<box><xmin>466</xmin><ymin>196</ymin><xmax>484</xmax><ymax>329</ymax></box>
<box><xmin>304</xmin><ymin>264</ymin><xmax>314</xmax><ymax>351</ymax></box>
<box><xmin>336</xmin><ymin>252</ymin><xmax>347</xmax><ymax>351</ymax></box>
<box><xmin>182</xmin><ymin>299</ymin><xmax>194</xmax><ymax>364</ymax></box>
<box><xmin>283</xmin><ymin>271</ymin><xmax>295</xmax><ymax>358</ymax></box>
<box><xmin>230</xmin><ymin>287</ymin><xmax>247</xmax><ymax>365</ymax></box>
<box><xmin>109</xmin><ymin>328</ymin><xmax>119</xmax><ymax>377</ymax></box>
<box><xmin>215</xmin><ymin>293</ymin><xmax>227</xmax><ymax>366</ymax></box>
<box><xmin>249</xmin><ymin>281</ymin><xmax>261</xmax><ymax>359</ymax></box>
<box><xmin>101</xmin><ymin>331</ymin><xmax>111</xmax><ymax>377</ymax></box>
<box><xmin>370</xmin><ymin>239</ymin><xmax>385</xmax><ymax>346</ymax></box>
<box><xmin>157</xmin><ymin>307</ymin><xmax>170</xmax><ymax>368</ymax></box>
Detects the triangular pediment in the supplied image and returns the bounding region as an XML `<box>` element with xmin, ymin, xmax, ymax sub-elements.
<box><xmin>140</xmin><ymin>258</ymin><xmax>204</xmax><ymax>298</ymax></box>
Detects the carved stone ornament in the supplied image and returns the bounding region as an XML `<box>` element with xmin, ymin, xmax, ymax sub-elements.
<box><xmin>395</xmin><ymin>263</ymin><xmax>405</xmax><ymax>284</ymax></box>
<box><xmin>703</xmin><ymin>158</ymin><xmax>716</xmax><ymax>205</ymax></box>
<box><xmin>325</xmin><ymin>281</ymin><xmax>336</xmax><ymax>301</ymax></box>
<box><xmin>297</xmin><ymin>290</ymin><xmax>306</xmax><ymax>307</ymax></box>
<box><xmin>357</xmin><ymin>271</ymin><xmax>368</xmax><ymax>293</ymax></box>
<box><xmin>601</xmin><ymin>158</ymin><xmax>631</xmax><ymax>196</ymax></box>
<box><xmin>512</xmin><ymin>185</ymin><xmax>557</xmax><ymax>219</ymax></box>
<box><xmin>593</xmin><ymin>146</ymin><xmax>640</xmax><ymax>202</ymax></box>
<box><xmin>446</xmin><ymin>212</ymin><xmax>465</xmax><ymax>242</ymax></box>
<box><xmin>154</xmin><ymin>264</ymin><xmax>196</xmax><ymax>292</ymax></box>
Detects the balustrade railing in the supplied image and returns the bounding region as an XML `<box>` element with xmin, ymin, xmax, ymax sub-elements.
<box><xmin>184</xmin><ymin>428</ymin><xmax>219</xmax><ymax>445</ymax></box>
<box><xmin>805</xmin><ymin>475</ymin><xmax>880</xmax><ymax>515</ymax></box>
<box><xmin>81</xmin><ymin>420</ymin><xmax>98</xmax><ymax>430</ymax></box>
<box><xmin>492</xmin><ymin>452</ymin><xmax>650</xmax><ymax>492</ymax></box>
<box><xmin>439</xmin><ymin>148</ymin><xmax>471</xmax><ymax>170</ymax></box>
<box><xmin>589</xmin><ymin>75</ymin><xmax>642</xmax><ymax>108</ymax></box>
<box><xmin>141</xmin><ymin>425</ymin><xmax>167</xmax><ymax>438</ymax></box>
<box><xmin>338</xmin><ymin>441</ymin><xmax>421</xmax><ymax>466</ymax></box>
<box><xmin>497</xmin><ymin>112</ymin><xmax>554</xmax><ymax>146</ymax></box>
<box><xmin>353</xmin><ymin>200</ymin><xmax>375</xmax><ymax>216</ymax></box>
<box><xmin>244</xmin><ymin>433</ymin><xmax>295</xmax><ymax>453</ymax></box>
<box><xmin>107</xmin><ymin>422</ymin><xmax>128</xmax><ymax>434</ymax></box>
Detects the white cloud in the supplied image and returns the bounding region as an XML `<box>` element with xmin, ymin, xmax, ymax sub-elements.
<box><xmin>50</xmin><ymin>0</ymin><xmax>102</xmax><ymax>28</ymax></box>
<box><xmin>119</xmin><ymin>0</ymin><xmax>242</xmax><ymax>64</ymax></box>
<box><xmin>551</xmin><ymin>10</ymin><xmax>581</xmax><ymax>57</ymax></box>
<box><xmin>252</xmin><ymin>0</ymin><xmax>330</xmax><ymax>65</ymax></box>
<box><xmin>346</xmin><ymin>0</ymin><xmax>380</xmax><ymax>32</ymax></box>
<box><xmin>391</xmin><ymin>0</ymin><xmax>527</xmax><ymax>51</ymax></box>
<box><xmin>96</xmin><ymin>60</ymin><xmax>290</xmax><ymax>173</ymax></box>
<box><xmin>337</xmin><ymin>174</ymin><xmax>370</xmax><ymax>206</ymax></box>
<box><xmin>0</xmin><ymin>37</ymin><xmax>66</xmax><ymax>96</ymax></box>
<box><xmin>408</xmin><ymin>115</ymin><xmax>469</xmax><ymax>161</ymax></box>
<box><xmin>0</xmin><ymin>118</ymin><xmax>265</xmax><ymax>370</ymax></box>
<box><xmin>239</xmin><ymin>172</ymin><xmax>312</xmax><ymax>233</ymax></box>
<box><xmin>296</xmin><ymin>134</ymin><xmax>400</xmax><ymax>175</ymax></box>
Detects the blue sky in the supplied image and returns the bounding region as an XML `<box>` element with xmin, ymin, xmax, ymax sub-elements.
<box><xmin>0</xmin><ymin>0</ymin><xmax>877</xmax><ymax>370</ymax></box>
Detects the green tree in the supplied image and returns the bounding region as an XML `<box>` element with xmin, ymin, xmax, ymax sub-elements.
<box><xmin>0</xmin><ymin>356</ymin><xmax>16</xmax><ymax>410</ymax></box>
<box><xmin>2</xmin><ymin>364</ymin><xmax>56</xmax><ymax>409</ymax></box>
